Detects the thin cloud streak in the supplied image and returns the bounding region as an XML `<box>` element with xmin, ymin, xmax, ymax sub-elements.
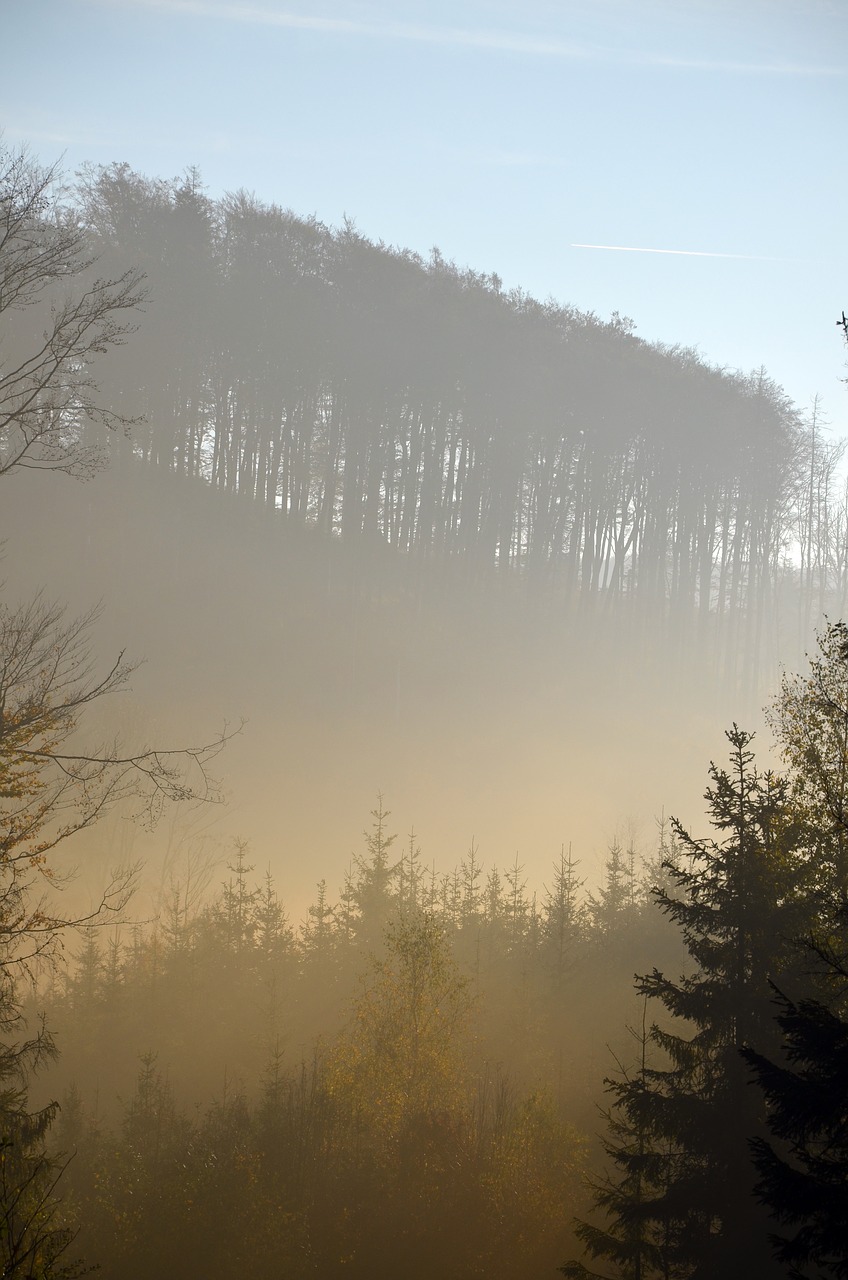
<box><xmin>97</xmin><ymin>0</ymin><xmax>847</xmax><ymax>76</ymax></box>
<box><xmin>571</xmin><ymin>243</ymin><xmax>782</xmax><ymax>261</ymax></box>
<box><xmin>99</xmin><ymin>0</ymin><xmax>591</xmax><ymax>57</ymax></box>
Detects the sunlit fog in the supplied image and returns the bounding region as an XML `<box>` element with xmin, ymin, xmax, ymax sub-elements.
<box><xmin>1</xmin><ymin>2</ymin><xmax>846</xmax><ymax>1276</ymax></box>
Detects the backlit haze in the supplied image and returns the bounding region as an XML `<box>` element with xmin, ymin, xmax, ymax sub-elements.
<box><xmin>2</xmin><ymin>0</ymin><xmax>847</xmax><ymax>907</ymax></box>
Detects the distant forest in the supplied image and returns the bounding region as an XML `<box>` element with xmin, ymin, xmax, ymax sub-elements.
<box><xmin>4</xmin><ymin>145</ymin><xmax>848</xmax><ymax>1280</ymax></box>
<box><xmin>74</xmin><ymin>164</ymin><xmax>846</xmax><ymax>686</ymax></box>
<box><xmin>38</xmin><ymin>809</ymin><xmax>676</xmax><ymax>1279</ymax></box>
<box><xmin>31</xmin><ymin>692</ymin><xmax>848</xmax><ymax>1280</ymax></box>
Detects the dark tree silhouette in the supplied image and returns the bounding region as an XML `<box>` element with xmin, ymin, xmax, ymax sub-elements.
<box><xmin>566</xmin><ymin>728</ymin><xmax>797</xmax><ymax>1278</ymax></box>
<box><xmin>744</xmin><ymin>979</ymin><xmax>848</xmax><ymax>1280</ymax></box>
<box><xmin>0</xmin><ymin>144</ymin><xmax>143</xmax><ymax>478</ymax></box>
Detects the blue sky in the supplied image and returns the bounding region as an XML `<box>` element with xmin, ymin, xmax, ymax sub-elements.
<box><xmin>4</xmin><ymin>0</ymin><xmax>847</xmax><ymax>422</ymax></box>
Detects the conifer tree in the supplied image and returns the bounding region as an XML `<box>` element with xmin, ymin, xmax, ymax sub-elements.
<box><xmin>566</xmin><ymin>727</ymin><xmax>797</xmax><ymax>1278</ymax></box>
<box><xmin>562</xmin><ymin>1003</ymin><xmax>674</xmax><ymax>1280</ymax></box>
<box><xmin>300</xmin><ymin>879</ymin><xmax>336</xmax><ymax>960</ymax></box>
<box><xmin>504</xmin><ymin>854</ymin><xmax>530</xmax><ymax>954</ymax></box>
<box><xmin>540</xmin><ymin>844</ymin><xmax>585</xmax><ymax>990</ymax></box>
<box><xmin>740</xmin><ymin>896</ymin><xmax>848</xmax><ymax>1280</ymax></box>
<box><xmin>0</xmin><ymin>1012</ymin><xmax>83</xmax><ymax>1279</ymax></box>
<box><xmin>349</xmin><ymin>796</ymin><xmax>400</xmax><ymax>948</ymax></box>
<box><xmin>588</xmin><ymin>839</ymin><xmax>630</xmax><ymax>938</ymax></box>
<box><xmin>744</xmin><ymin>983</ymin><xmax>848</xmax><ymax>1280</ymax></box>
<box><xmin>217</xmin><ymin>839</ymin><xmax>258</xmax><ymax>957</ymax></box>
<box><xmin>736</xmin><ymin>622</ymin><xmax>848</xmax><ymax>1277</ymax></box>
<box><xmin>459</xmin><ymin>839</ymin><xmax>485</xmax><ymax>931</ymax></box>
<box><xmin>637</xmin><ymin>728</ymin><xmax>796</xmax><ymax>1276</ymax></box>
<box><xmin>397</xmin><ymin>828</ymin><xmax>425</xmax><ymax>915</ymax></box>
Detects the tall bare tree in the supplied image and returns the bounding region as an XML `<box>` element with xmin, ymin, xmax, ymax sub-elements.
<box><xmin>0</xmin><ymin>143</ymin><xmax>143</xmax><ymax>478</ymax></box>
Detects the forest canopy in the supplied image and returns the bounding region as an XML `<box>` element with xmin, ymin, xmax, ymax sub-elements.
<box><xmin>72</xmin><ymin>162</ymin><xmax>814</xmax><ymax>665</ymax></box>
<box><xmin>8</xmin><ymin>148</ymin><xmax>847</xmax><ymax>689</ymax></box>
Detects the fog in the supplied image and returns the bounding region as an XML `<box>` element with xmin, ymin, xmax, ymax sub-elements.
<box><xmin>2</xmin><ymin>98</ymin><xmax>846</xmax><ymax>1279</ymax></box>
<box><xmin>3</xmin><ymin>460</ymin><xmax>749</xmax><ymax>915</ymax></box>
<box><xmin>3</xmin><ymin>164</ymin><xmax>814</xmax><ymax>917</ymax></box>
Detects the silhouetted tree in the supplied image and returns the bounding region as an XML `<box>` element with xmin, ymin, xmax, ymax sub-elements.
<box><xmin>0</xmin><ymin>144</ymin><xmax>143</xmax><ymax>478</ymax></box>
<box><xmin>562</xmin><ymin>1003</ymin><xmax>675</xmax><ymax>1280</ymax></box>
<box><xmin>744</xmin><ymin>977</ymin><xmax>848</xmax><ymax>1280</ymax></box>
<box><xmin>569</xmin><ymin>728</ymin><xmax>797</xmax><ymax>1278</ymax></box>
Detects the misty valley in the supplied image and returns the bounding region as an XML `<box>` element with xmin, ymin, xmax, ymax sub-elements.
<box><xmin>1</xmin><ymin>143</ymin><xmax>847</xmax><ymax>1280</ymax></box>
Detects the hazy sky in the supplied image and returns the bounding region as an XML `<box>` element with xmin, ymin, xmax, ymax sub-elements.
<box><xmin>4</xmin><ymin>0</ymin><xmax>847</xmax><ymax>421</ymax></box>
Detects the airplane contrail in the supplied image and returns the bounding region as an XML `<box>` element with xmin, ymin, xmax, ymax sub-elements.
<box><xmin>571</xmin><ymin>243</ymin><xmax>776</xmax><ymax>261</ymax></box>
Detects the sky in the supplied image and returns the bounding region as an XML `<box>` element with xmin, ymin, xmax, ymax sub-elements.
<box><xmin>3</xmin><ymin>0</ymin><xmax>847</xmax><ymax>424</ymax></box>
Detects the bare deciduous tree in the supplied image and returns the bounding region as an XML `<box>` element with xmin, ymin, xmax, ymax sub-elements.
<box><xmin>0</xmin><ymin>141</ymin><xmax>144</xmax><ymax>478</ymax></box>
<box><xmin>0</xmin><ymin>144</ymin><xmax>236</xmax><ymax>1274</ymax></box>
<box><xmin>0</xmin><ymin>595</ymin><xmax>234</xmax><ymax>970</ymax></box>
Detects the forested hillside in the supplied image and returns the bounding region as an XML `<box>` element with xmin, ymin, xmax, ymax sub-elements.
<box><xmin>3</xmin><ymin>141</ymin><xmax>848</xmax><ymax>1280</ymax></box>
<box><xmin>72</xmin><ymin>163</ymin><xmax>846</xmax><ymax>687</ymax></box>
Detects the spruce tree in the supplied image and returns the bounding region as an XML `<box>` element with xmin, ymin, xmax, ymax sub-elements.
<box><xmin>0</xmin><ymin>1014</ymin><xmax>84</xmax><ymax>1279</ymax></box>
<box><xmin>741</xmin><ymin>905</ymin><xmax>848</xmax><ymax>1280</ymax></box>
<box><xmin>562</xmin><ymin>1002</ymin><xmax>675</xmax><ymax>1280</ymax></box>
<box><xmin>565</xmin><ymin>727</ymin><xmax>798</xmax><ymax>1278</ymax></box>
<box><xmin>349</xmin><ymin>796</ymin><xmax>400</xmax><ymax>949</ymax></box>
<box><xmin>744</xmin><ymin>983</ymin><xmax>848</xmax><ymax>1280</ymax></box>
<box><xmin>540</xmin><ymin>844</ymin><xmax>585</xmax><ymax>991</ymax></box>
<box><xmin>738</xmin><ymin>621</ymin><xmax>848</xmax><ymax>1278</ymax></box>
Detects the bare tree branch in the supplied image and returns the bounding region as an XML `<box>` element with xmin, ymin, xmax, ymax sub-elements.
<box><xmin>0</xmin><ymin>595</ymin><xmax>239</xmax><ymax>969</ymax></box>
<box><xmin>0</xmin><ymin>140</ymin><xmax>145</xmax><ymax>478</ymax></box>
